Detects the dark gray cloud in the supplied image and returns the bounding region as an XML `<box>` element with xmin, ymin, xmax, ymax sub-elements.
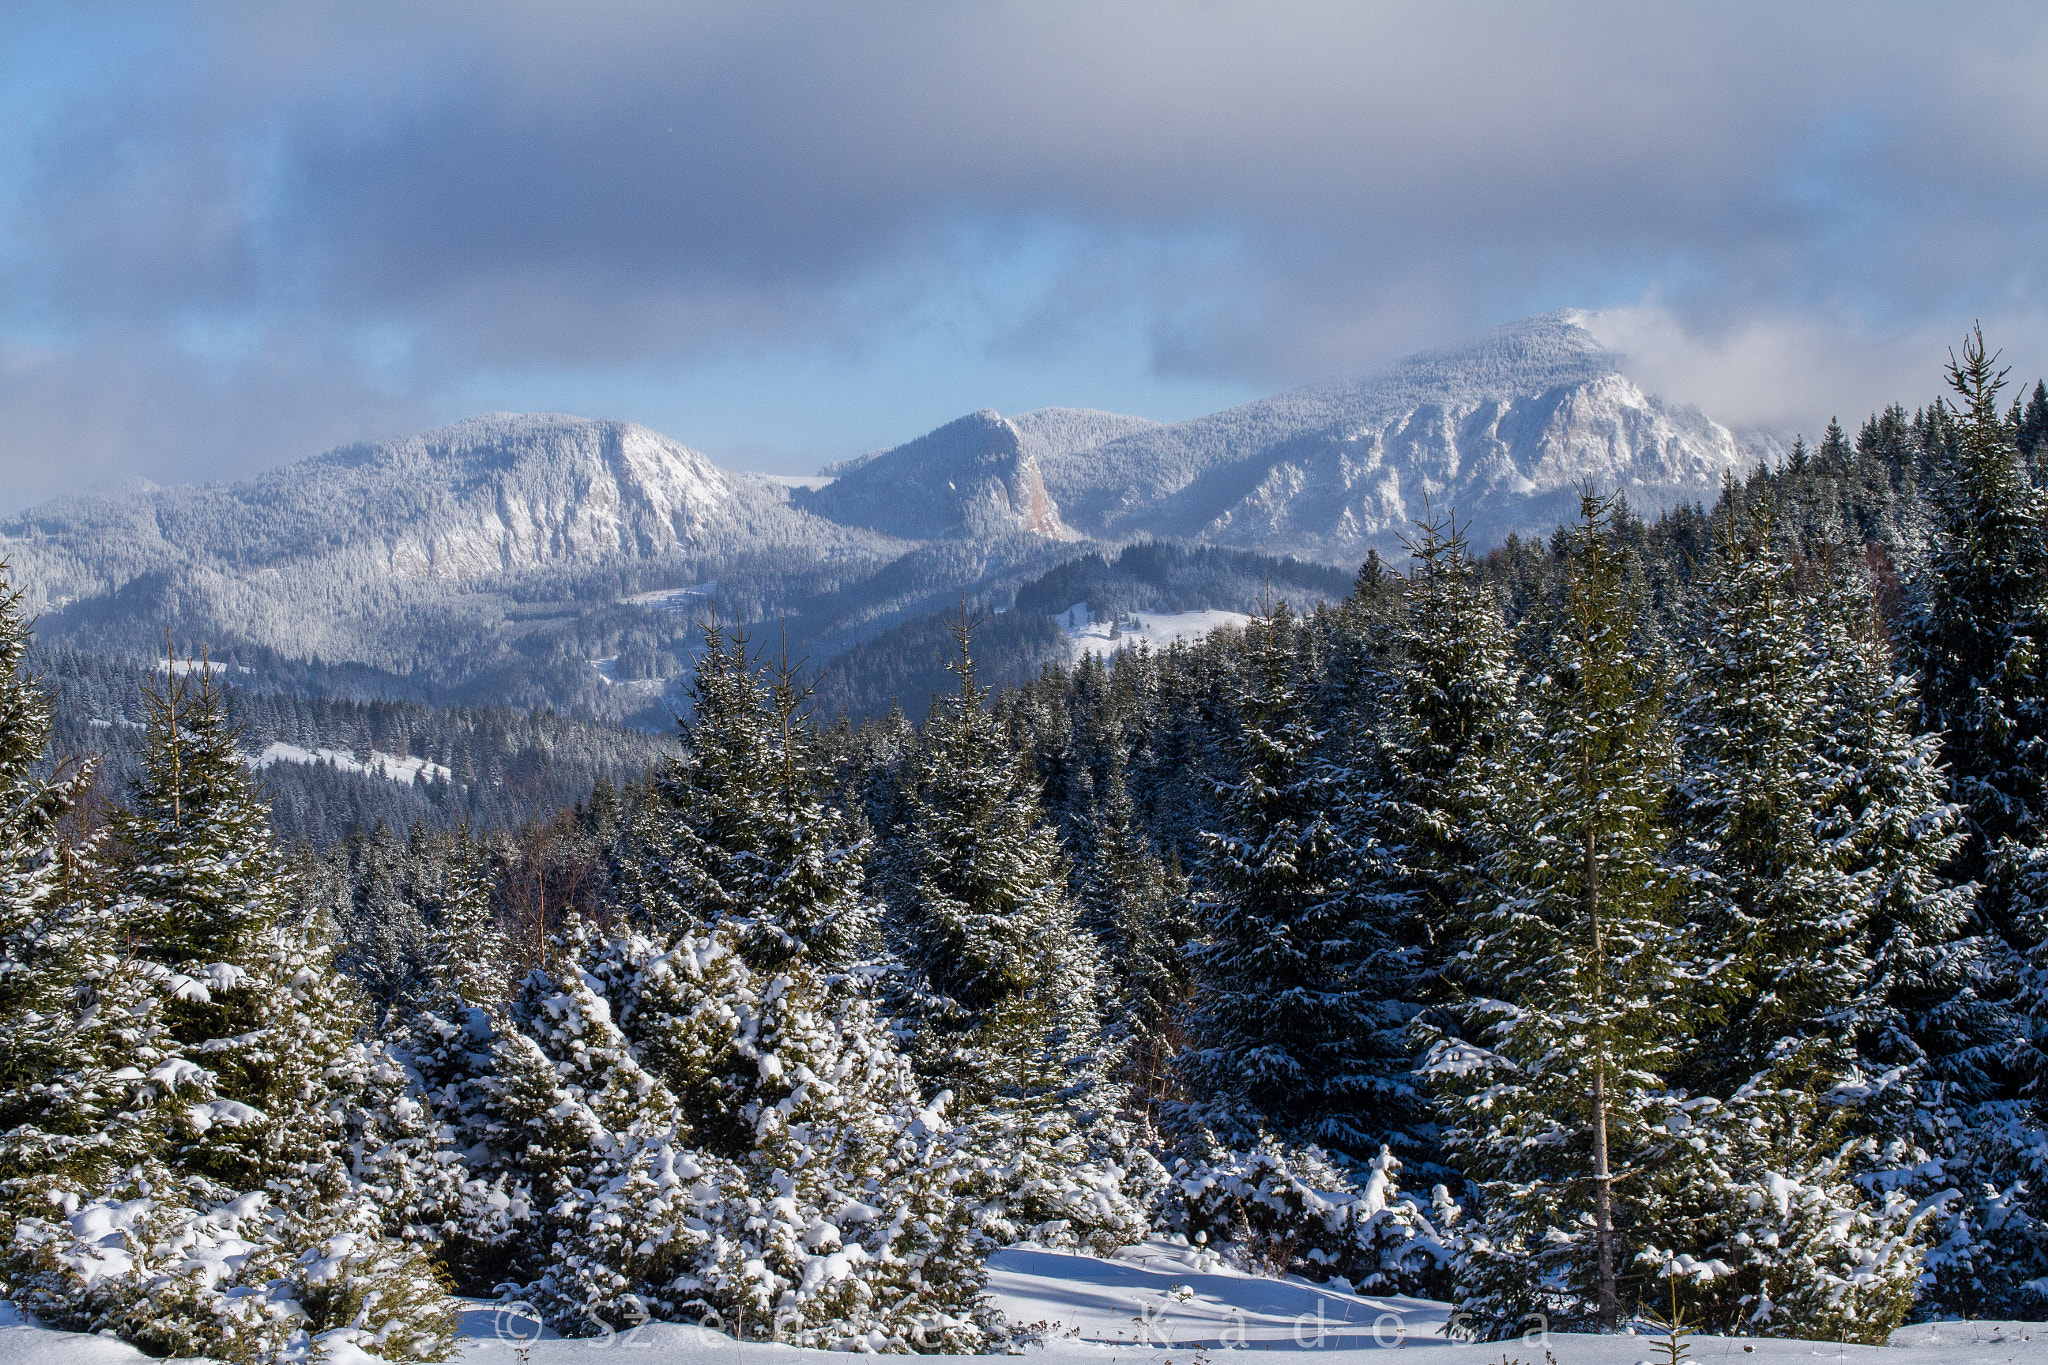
<box><xmin>3</xmin><ymin>1</ymin><xmax>2046</xmax><ymax>508</ymax></box>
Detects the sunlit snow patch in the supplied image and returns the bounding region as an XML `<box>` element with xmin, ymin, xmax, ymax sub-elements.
<box><xmin>1061</xmin><ymin>605</ymin><xmax>1251</xmax><ymax>664</ymax></box>
<box><xmin>244</xmin><ymin>741</ymin><xmax>452</xmax><ymax>787</ymax></box>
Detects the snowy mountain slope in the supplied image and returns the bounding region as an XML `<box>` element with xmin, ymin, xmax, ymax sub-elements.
<box><xmin>795</xmin><ymin>409</ymin><xmax>1076</xmax><ymax>541</ymax></box>
<box><xmin>0</xmin><ymin>414</ymin><xmax>877</xmax><ymax>617</ymax></box>
<box><xmin>1009</xmin><ymin>406</ymin><xmax>1163</xmax><ymax>463</ymax></box>
<box><xmin>0</xmin><ymin>311</ymin><xmax>1760</xmax><ymax>720</ymax></box>
<box><xmin>1027</xmin><ymin>311</ymin><xmax>1749</xmax><ymax>557</ymax></box>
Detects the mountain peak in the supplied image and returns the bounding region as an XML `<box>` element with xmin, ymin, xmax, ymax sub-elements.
<box><xmin>1026</xmin><ymin>310</ymin><xmax>1741</xmax><ymax>555</ymax></box>
<box><xmin>797</xmin><ymin>409</ymin><xmax>1074</xmax><ymax>541</ymax></box>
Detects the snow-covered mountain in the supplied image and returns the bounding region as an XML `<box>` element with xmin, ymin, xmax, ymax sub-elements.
<box><xmin>882</xmin><ymin>313</ymin><xmax>1750</xmax><ymax>559</ymax></box>
<box><xmin>0</xmin><ymin>312</ymin><xmax>1762</xmax><ymax>719</ymax></box>
<box><xmin>796</xmin><ymin>409</ymin><xmax>1080</xmax><ymax>541</ymax></box>
<box><xmin>2</xmin><ymin>413</ymin><xmax>879</xmax><ymax>618</ymax></box>
<box><xmin>298</xmin><ymin>413</ymin><xmax>817</xmax><ymax>578</ymax></box>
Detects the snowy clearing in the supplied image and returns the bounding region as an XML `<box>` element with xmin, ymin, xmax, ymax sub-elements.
<box><xmin>587</xmin><ymin>656</ymin><xmax>671</xmax><ymax>694</ymax></box>
<box><xmin>244</xmin><ymin>740</ymin><xmax>452</xmax><ymax>787</ymax></box>
<box><xmin>1059</xmin><ymin>604</ymin><xmax>1251</xmax><ymax>664</ymax></box>
<box><xmin>9</xmin><ymin>1245</ymin><xmax>2048</xmax><ymax>1365</ymax></box>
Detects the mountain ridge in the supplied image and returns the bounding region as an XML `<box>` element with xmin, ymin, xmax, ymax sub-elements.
<box><xmin>1025</xmin><ymin>311</ymin><xmax>1749</xmax><ymax>555</ymax></box>
<box><xmin>0</xmin><ymin>310</ymin><xmax>1765</xmax><ymax>722</ymax></box>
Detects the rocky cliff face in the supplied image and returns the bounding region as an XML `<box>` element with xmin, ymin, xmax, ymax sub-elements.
<box><xmin>299</xmin><ymin>413</ymin><xmax>816</xmax><ymax>579</ymax></box>
<box><xmin>796</xmin><ymin>409</ymin><xmax>1076</xmax><ymax>541</ymax></box>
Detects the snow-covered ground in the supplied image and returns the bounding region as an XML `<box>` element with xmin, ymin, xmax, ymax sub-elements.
<box><xmin>1059</xmin><ymin>603</ymin><xmax>1251</xmax><ymax>664</ymax></box>
<box><xmin>244</xmin><ymin>740</ymin><xmax>453</xmax><ymax>787</ymax></box>
<box><xmin>7</xmin><ymin>1244</ymin><xmax>2048</xmax><ymax>1365</ymax></box>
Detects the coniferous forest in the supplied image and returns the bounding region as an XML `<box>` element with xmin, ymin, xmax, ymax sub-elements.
<box><xmin>8</xmin><ymin>333</ymin><xmax>2048</xmax><ymax>1360</ymax></box>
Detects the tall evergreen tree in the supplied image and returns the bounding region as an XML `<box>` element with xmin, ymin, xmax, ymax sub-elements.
<box><xmin>886</xmin><ymin>610</ymin><xmax>1147</xmax><ymax>1248</ymax></box>
<box><xmin>1910</xmin><ymin>326</ymin><xmax>2048</xmax><ymax>901</ymax></box>
<box><xmin>1386</xmin><ymin>510</ymin><xmax>1515</xmax><ymax>993</ymax></box>
<box><xmin>1427</xmin><ymin>492</ymin><xmax>1695</xmax><ymax>1336</ymax></box>
<box><xmin>1647</xmin><ymin>503</ymin><xmax>1957</xmax><ymax>1339</ymax></box>
<box><xmin>11</xmin><ymin>656</ymin><xmax>454</xmax><ymax>1362</ymax></box>
<box><xmin>889</xmin><ymin>611</ymin><xmax>1111</xmax><ymax>1116</ymax></box>
<box><xmin>0</xmin><ymin>564</ymin><xmax>155</xmax><ymax>1217</ymax></box>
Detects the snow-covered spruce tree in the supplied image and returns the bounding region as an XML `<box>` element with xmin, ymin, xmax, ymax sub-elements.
<box><xmin>888</xmin><ymin>609</ymin><xmax>1147</xmax><ymax>1249</ymax></box>
<box><xmin>1385</xmin><ymin>508</ymin><xmax>1516</xmax><ymax>1010</ymax></box>
<box><xmin>1630</xmin><ymin>1086</ymin><xmax>1921</xmax><ymax>1343</ymax></box>
<box><xmin>1425</xmin><ymin>492</ymin><xmax>1697</xmax><ymax>1338</ymax></box>
<box><xmin>0</xmin><ymin>563</ymin><xmax>158</xmax><ymax>1231</ymax></box>
<box><xmin>1163</xmin><ymin>1140</ymin><xmax>1457</xmax><ymax>1295</ymax></box>
<box><xmin>1180</xmin><ymin>601</ymin><xmax>1418</xmax><ymax>1161</ymax></box>
<box><xmin>1672</xmin><ymin>496</ymin><xmax>1875</xmax><ymax>1096</ymax></box>
<box><xmin>1910</xmin><ymin>326</ymin><xmax>2048</xmax><ymax>905</ymax></box>
<box><xmin>528</xmin><ymin>923</ymin><xmax>1000</xmax><ymax>1349</ymax></box>
<box><xmin>624</xmin><ymin>624</ymin><xmax>875</xmax><ymax>968</ymax></box>
<box><xmin>1647</xmin><ymin>501</ymin><xmax>1951</xmax><ymax>1339</ymax></box>
<box><xmin>9</xmin><ymin>659</ymin><xmax>455</xmax><ymax>1363</ymax></box>
<box><xmin>350</xmin><ymin>831</ymin><xmax>525</xmax><ymax>1292</ymax></box>
<box><xmin>1895</xmin><ymin>329</ymin><xmax>2048</xmax><ymax>1317</ymax></box>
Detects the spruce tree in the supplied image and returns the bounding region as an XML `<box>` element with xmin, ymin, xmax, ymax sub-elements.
<box><xmin>1910</xmin><ymin>326</ymin><xmax>2048</xmax><ymax>904</ymax></box>
<box><xmin>1386</xmin><ymin>509</ymin><xmax>1515</xmax><ymax>997</ymax></box>
<box><xmin>467</xmin><ymin>916</ymin><xmax>1000</xmax><ymax>1348</ymax></box>
<box><xmin>0</xmin><ymin>564</ymin><xmax>157</xmax><ymax>1219</ymax></box>
<box><xmin>352</xmin><ymin>830</ymin><xmax>520</xmax><ymax>1289</ymax></box>
<box><xmin>627</xmin><ymin>625</ymin><xmax>874</xmax><ymax>968</ymax></box>
<box><xmin>890</xmin><ymin>611</ymin><xmax>1111</xmax><ymax>1116</ymax></box>
<box><xmin>887</xmin><ymin>609</ymin><xmax>1145</xmax><ymax>1248</ymax></box>
<box><xmin>1655</xmin><ymin>502</ymin><xmax>1956</xmax><ymax>1338</ymax></box>
<box><xmin>12</xmin><ymin>655</ymin><xmax>454</xmax><ymax>1362</ymax></box>
<box><xmin>1428</xmin><ymin>492</ymin><xmax>1695</xmax><ymax>1336</ymax></box>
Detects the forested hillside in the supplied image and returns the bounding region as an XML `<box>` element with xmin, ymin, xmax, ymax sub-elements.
<box><xmin>810</xmin><ymin>541</ymin><xmax>1351</xmax><ymax>721</ymax></box>
<box><xmin>7</xmin><ymin>336</ymin><xmax>2048</xmax><ymax>1361</ymax></box>
<box><xmin>34</xmin><ymin>647</ymin><xmax>672</xmax><ymax>843</ymax></box>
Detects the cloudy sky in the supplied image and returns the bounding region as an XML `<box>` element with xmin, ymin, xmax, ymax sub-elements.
<box><xmin>2</xmin><ymin>2</ymin><xmax>2045</xmax><ymax>509</ymax></box>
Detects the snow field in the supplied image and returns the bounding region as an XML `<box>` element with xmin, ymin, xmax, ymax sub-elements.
<box><xmin>446</xmin><ymin>1244</ymin><xmax>2048</xmax><ymax>1365</ymax></box>
<box><xmin>17</xmin><ymin>1244</ymin><xmax>2043</xmax><ymax>1365</ymax></box>
<box><xmin>587</xmin><ymin>656</ymin><xmax>672</xmax><ymax>693</ymax></box>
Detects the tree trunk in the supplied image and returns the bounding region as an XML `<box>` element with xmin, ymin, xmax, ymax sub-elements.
<box><xmin>1585</xmin><ymin>821</ymin><xmax>1621</xmax><ymax>1329</ymax></box>
<box><xmin>1590</xmin><ymin>1057</ymin><xmax>1619</xmax><ymax>1328</ymax></box>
